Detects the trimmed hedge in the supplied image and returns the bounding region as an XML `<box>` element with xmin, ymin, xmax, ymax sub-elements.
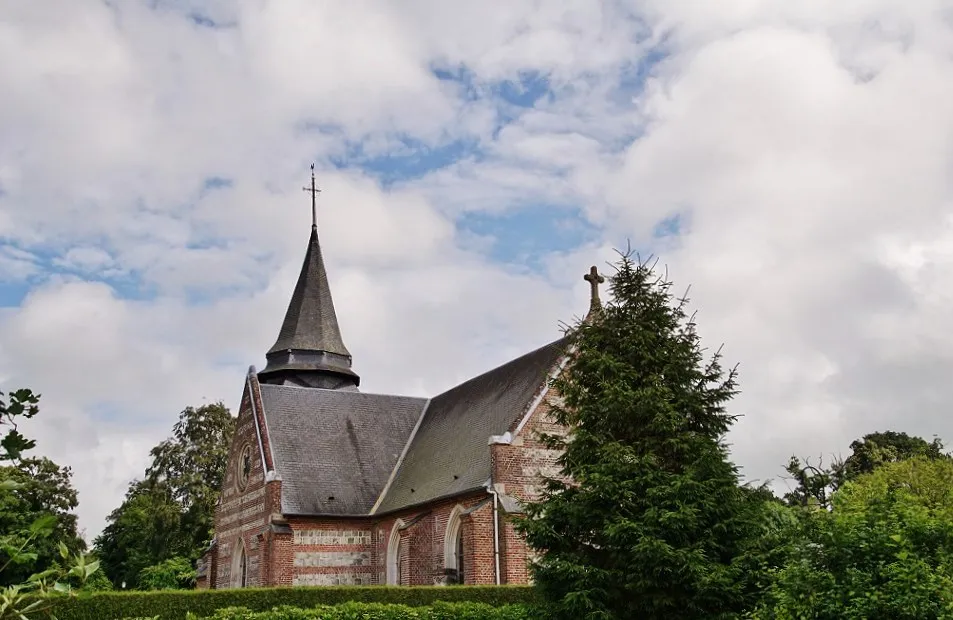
<box><xmin>36</xmin><ymin>586</ymin><xmax>538</xmax><ymax>620</ymax></box>
<box><xmin>180</xmin><ymin>601</ymin><xmax>532</xmax><ymax>619</ymax></box>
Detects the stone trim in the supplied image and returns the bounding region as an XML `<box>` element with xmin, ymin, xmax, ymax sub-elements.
<box><xmin>385</xmin><ymin>519</ymin><xmax>404</xmax><ymax>585</ymax></box>
<box><xmin>512</xmin><ymin>354</ymin><xmax>570</xmax><ymax>436</ymax></box>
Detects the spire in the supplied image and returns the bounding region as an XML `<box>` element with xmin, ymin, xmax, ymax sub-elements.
<box><xmin>258</xmin><ymin>167</ymin><xmax>359</xmax><ymax>389</ymax></box>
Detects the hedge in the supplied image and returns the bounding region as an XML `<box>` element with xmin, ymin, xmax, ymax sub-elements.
<box><xmin>34</xmin><ymin>586</ymin><xmax>538</xmax><ymax>620</ymax></box>
<box><xmin>175</xmin><ymin>601</ymin><xmax>532</xmax><ymax>620</ymax></box>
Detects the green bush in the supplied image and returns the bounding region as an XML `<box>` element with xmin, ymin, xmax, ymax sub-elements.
<box><xmin>174</xmin><ymin>601</ymin><xmax>531</xmax><ymax>619</ymax></box>
<box><xmin>138</xmin><ymin>557</ymin><xmax>197</xmax><ymax>591</ymax></box>
<box><xmin>30</xmin><ymin>586</ymin><xmax>537</xmax><ymax>620</ymax></box>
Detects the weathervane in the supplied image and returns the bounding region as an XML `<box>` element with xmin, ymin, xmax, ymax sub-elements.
<box><xmin>302</xmin><ymin>163</ymin><xmax>321</xmax><ymax>230</ymax></box>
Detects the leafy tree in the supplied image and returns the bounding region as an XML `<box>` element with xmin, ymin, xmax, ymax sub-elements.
<box><xmin>516</xmin><ymin>252</ymin><xmax>763</xmax><ymax>620</ymax></box>
<box><xmin>94</xmin><ymin>402</ymin><xmax>235</xmax><ymax>588</ymax></box>
<box><xmin>95</xmin><ymin>480</ymin><xmax>188</xmax><ymax>588</ymax></box>
<box><xmin>138</xmin><ymin>556</ymin><xmax>197</xmax><ymax>590</ymax></box>
<box><xmin>0</xmin><ymin>389</ymin><xmax>100</xmax><ymax>618</ymax></box>
<box><xmin>145</xmin><ymin>402</ymin><xmax>235</xmax><ymax>555</ymax></box>
<box><xmin>782</xmin><ymin>431</ymin><xmax>949</xmax><ymax>509</ymax></box>
<box><xmin>781</xmin><ymin>454</ymin><xmax>845</xmax><ymax>510</ymax></box>
<box><xmin>0</xmin><ymin>389</ymin><xmax>39</xmax><ymax>464</ymax></box>
<box><xmin>754</xmin><ymin>457</ymin><xmax>953</xmax><ymax>619</ymax></box>
<box><xmin>0</xmin><ymin>457</ymin><xmax>86</xmax><ymax>586</ymax></box>
<box><xmin>843</xmin><ymin>431</ymin><xmax>948</xmax><ymax>480</ymax></box>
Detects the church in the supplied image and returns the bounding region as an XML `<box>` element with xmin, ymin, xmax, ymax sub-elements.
<box><xmin>197</xmin><ymin>176</ymin><xmax>603</xmax><ymax>588</ymax></box>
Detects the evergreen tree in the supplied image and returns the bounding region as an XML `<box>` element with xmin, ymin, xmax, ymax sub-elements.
<box><xmin>516</xmin><ymin>252</ymin><xmax>761</xmax><ymax>620</ymax></box>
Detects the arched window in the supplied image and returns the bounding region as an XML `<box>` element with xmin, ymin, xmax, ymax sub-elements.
<box><xmin>444</xmin><ymin>505</ymin><xmax>465</xmax><ymax>584</ymax></box>
<box><xmin>386</xmin><ymin>520</ymin><xmax>404</xmax><ymax>585</ymax></box>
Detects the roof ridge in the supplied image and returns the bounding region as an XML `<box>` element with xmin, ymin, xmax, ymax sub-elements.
<box><xmin>258</xmin><ymin>381</ymin><xmax>428</xmax><ymax>401</ymax></box>
<box><xmin>432</xmin><ymin>335</ymin><xmax>567</xmax><ymax>400</ymax></box>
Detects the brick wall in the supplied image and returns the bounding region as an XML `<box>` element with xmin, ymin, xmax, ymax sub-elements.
<box><xmin>462</xmin><ymin>499</ymin><xmax>496</xmax><ymax>585</ymax></box>
<box><xmin>285</xmin><ymin>519</ymin><xmax>376</xmax><ymax>586</ymax></box>
<box><xmin>280</xmin><ymin>493</ymin><xmax>492</xmax><ymax>587</ymax></box>
<box><xmin>494</xmin><ymin>388</ymin><xmax>568</xmax><ymax>504</ymax></box>
<box><xmin>207</xmin><ymin>358</ymin><xmax>570</xmax><ymax>590</ymax></box>
<box><xmin>488</xmin><ymin>366</ymin><xmax>571</xmax><ymax>585</ymax></box>
<box><xmin>212</xmin><ymin>374</ymin><xmax>273</xmax><ymax>588</ymax></box>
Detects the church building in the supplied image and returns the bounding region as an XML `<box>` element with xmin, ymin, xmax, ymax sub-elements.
<box><xmin>197</xmin><ymin>176</ymin><xmax>603</xmax><ymax>588</ymax></box>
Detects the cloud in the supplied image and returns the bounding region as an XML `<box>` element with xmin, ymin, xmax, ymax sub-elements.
<box><xmin>2</xmin><ymin>0</ymin><xmax>953</xmax><ymax>540</ymax></box>
<box><xmin>600</xmin><ymin>7</ymin><xmax>953</xmax><ymax>488</ymax></box>
<box><xmin>0</xmin><ymin>245</ymin><xmax>39</xmax><ymax>282</ymax></box>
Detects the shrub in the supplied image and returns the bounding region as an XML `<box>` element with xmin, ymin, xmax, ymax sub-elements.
<box><xmin>175</xmin><ymin>601</ymin><xmax>531</xmax><ymax>619</ymax></box>
<box><xmin>138</xmin><ymin>557</ymin><xmax>197</xmax><ymax>591</ymax></box>
<box><xmin>31</xmin><ymin>585</ymin><xmax>537</xmax><ymax>620</ymax></box>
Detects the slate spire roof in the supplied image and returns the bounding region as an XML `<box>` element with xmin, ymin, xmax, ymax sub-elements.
<box><xmin>259</xmin><ymin>226</ymin><xmax>360</xmax><ymax>389</ymax></box>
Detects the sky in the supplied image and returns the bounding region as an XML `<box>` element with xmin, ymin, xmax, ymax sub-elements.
<box><xmin>2</xmin><ymin>0</ymin><xmax>953</xmax><ymax>542</ymax></box>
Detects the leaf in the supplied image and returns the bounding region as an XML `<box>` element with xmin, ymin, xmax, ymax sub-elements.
<box><xmin>0</xmin><ymin>479</ymin><xmax>23</xmax><ymax>491</ymax></box>
<box><xmin>58</xmin><ymin>541</ymin><xmax>69</xmax><ymax>560</ymax></box>
<box><xmin>28</xmin><ymin>513</ymin><xmax>57</xmax><ymax>534</ymax></box>
<box><xmin>0</xmin><ymin>430</ymin><xmax>36</xmax><ymax>462</ymax></box>
<box><xmin>84</xmin><ymin>559</ymin><xmax>100</xmax><ymax>578</ymax></box>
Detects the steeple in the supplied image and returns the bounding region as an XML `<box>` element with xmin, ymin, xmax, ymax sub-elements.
<box><xmin>258</xmin><ymin>167</ymin><xmax>360</xmax><ymax>390</ymax></box>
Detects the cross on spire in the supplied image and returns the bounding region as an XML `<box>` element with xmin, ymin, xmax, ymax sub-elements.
<box><xmin>583</xmin><ymin>265</ymin><xmax>605</xmax><ymax>314</ymax></box>
<box><xmin>302</xmin><ymin>163</ymin><xmax>321</xmax><ymax>230</ymax></box>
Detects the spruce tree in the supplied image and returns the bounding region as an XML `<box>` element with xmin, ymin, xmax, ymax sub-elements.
<box><xmin>517</xmin><ymin>251</ymin><xmax>759</xmax><ymax>620</ymax></box>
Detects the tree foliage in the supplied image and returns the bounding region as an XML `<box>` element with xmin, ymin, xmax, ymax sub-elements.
<box><xmin>146</xmin><ymin>402</ymin><xmax>236</xmax><ymax>556</ymax></box>
<box><xmin>783</xmin><ymin>431</ymin><xmax>950</xmax><ymax>509</ymax></box>
<box><xmin>842</xmin><ymin>431</ymin><xmax>948</xmax><ymax>480</ymax></box>
<box><xmin>138</xmin><ymin>556</ymin><xmax>197</xmax><ymax>591</ymax></box>
<box><xmin>0</xmin><ymin>457</ymin><xmax>86</xmax><ymax>586</ymax></box>
<box><xmin>516</xmin><ymin>252</ymin><xmax>763</xmax><ymax>620</ymax></box>
<box><xmin>0</xmin><ymin>388</ymin><xmax>100</xmax><ymax>618</ymax></box>
<box><xmin>94</xmin><ymin>403</ymin><xmax>235</xmax><ymax>589</ymax></box>
<box><xmin>781</xmin><ymin>454</ymin><xmax>845</xmax><ymax>510</ymax></box>
<box><xmin>0</xmin><ymin>389</ymin><xmax>39</xmax><ymax>464</ymax></box>
<box><xmin>754</xmin><ymin>457</ymin><xmax>953</xmax><ymax>619</ymax></box>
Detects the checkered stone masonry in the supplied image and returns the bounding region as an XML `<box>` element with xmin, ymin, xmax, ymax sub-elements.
<box><xmin>294</xmin><ymin>551</ymin><xmax>371</xmax><ymax>567</ymax></box>
<box><xmin>294</xmin><ymin>573</ymin><xmax>375</xmax><ymax>586</ymax></box>
<box><xmin>294</xmin><ymin>530</ymin><xmax>372</xmax><ymax>546</ymax></box>
<box><xmin>287</xmin><ymin>520</ymin><xmax>377</xmax><ymax>586</ymax></box>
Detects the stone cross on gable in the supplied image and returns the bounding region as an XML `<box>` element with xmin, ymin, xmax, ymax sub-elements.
<box><xmin>303</xmin><ymin>163</ymin><xmax>321</xmax><ymax>230</ymax></box>
<box><xmin>584</xmin><ymin>265</ymin><xmax>605</xmax><ymax>314</ymax></box>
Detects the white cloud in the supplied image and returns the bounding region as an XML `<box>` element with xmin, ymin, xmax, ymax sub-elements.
<box><xmin>599</xmin><ymin>5</ymin><xmax>953</xmax><ymax>488</ymax></box>
<box><xmin>54</xmin><ymin>247</ymin><xmax>117</xmax><ymax>274</ymax></box>
<box><xmin>0</xmin><ymin>245</ymin><xmax>39</xmax><ymax>281</ymax></box>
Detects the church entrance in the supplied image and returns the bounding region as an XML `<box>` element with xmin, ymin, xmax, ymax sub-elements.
<box><xmin>445</xmin><ymin>505</ymin><xmax>466</xmax><ymax>584</ymax></box>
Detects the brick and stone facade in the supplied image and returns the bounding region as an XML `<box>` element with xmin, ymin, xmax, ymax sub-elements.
<box><xmin>200</xmin><ymin>356</ymin><xmax>571</xmax><ymax>589</ymax></box>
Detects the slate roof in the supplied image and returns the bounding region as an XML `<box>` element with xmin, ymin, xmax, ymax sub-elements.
<box><xmin>373</xmin><ymin>337</ymin><xmax>567</xmax><ymax>514</ymax></box>
<box><xmin>258</xmin><ymin>383</ymin><xmax>427</xmax><ymax>515</ymax></box>
<box><xmin>266</xmin><ymin>228</ymin><xmax>351</xmax><ymax>359</ymax></box>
